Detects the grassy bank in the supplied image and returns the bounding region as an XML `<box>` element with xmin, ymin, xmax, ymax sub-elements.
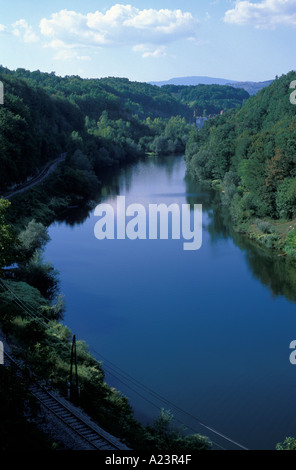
<box><xmin>0</xmin><ymin>165</ymin><xmax>212</xmax><ymax>451</ymax></box>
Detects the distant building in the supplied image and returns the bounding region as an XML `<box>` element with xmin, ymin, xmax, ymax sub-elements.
<box><xmin>196</xmin><ymin>116</ymin><xmax>208</xmax><ymax>129</ymax></box>
<box><xmin>195</xmin><ymin>110</ymin><xmax>224</xmax><ymax>129</ymax></box>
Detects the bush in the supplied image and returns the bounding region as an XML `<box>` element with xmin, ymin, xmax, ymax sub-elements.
<box><xmin>145</xmin><ymin>409</ymin><xmax>212</xmax><ymax>452</ymax></box>
<box><xmin>276</xmin><ymin>177</ymin><xmax>296</xmax><ymax>219</ymax></box>
<box><xmin>255</xmin><ymin>219</ymin><xmax>275</xmax><ymax>234</ymax></box>
<box><xmin>284</xmin><ymin>229</ymin><xmax>296</xmax><ymax>257</ymax></box>
<box><xmin>16</xmin><ymin>250</ymin><xmax>61</xmax><ymax>302</ymax></box>
<box><xmin>276</xmin><ymin>437</ymin><xmax>296</xmax><ymax>450</ymax></box>
<box><xmin>17</xmin><ymin>220</ymin><xmax>50</xmax><ymax>260</ymax></box>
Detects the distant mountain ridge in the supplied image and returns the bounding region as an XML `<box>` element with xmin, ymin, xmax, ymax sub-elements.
<box><xmin>226</xmin><ymin>80</ymin><xmax>273</xmax><ymax>95</ymax></box>
<box><xmin>149</xmin><ymin>76</ymin><xmax>273</xmax><ymax>95</ymax></box>
<box><xmin>149</xmin><ymin>76</ymin><xmax>236</xmax><ymax>87</ymax></box>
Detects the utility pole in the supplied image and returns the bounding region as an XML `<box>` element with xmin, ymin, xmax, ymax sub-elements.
<box><xmin>69</xmin><ymin>334</ymin><xmax>80</xmax><ymax>403</ymax></box>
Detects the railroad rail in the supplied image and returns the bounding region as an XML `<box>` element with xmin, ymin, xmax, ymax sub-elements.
<box><xmin>3</xmin><ymin>351</ymin><xmax>127</xmax><ymax>451</ymax></box>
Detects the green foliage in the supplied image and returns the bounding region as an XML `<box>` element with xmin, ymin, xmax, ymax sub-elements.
<box><xmin>185</xmin><ymin>71</ymin><xmax>296</xmax><ymax>251</ymax></box>
<box><xmin>16</xmin><ymin>250</ymin><xmax>61</xmax><ymax>302</ymax></box>
<box><xmin>276</xmin><ymin>437</ymin><xmax>296</xmax><ymax>450</ymax></box>
<box><xmin>255</xmin><ymin>219</ymin><xmax>275</xmax><ymax>234</ymax></box>
<box><xmin>17</xmin><ymin>220</ymin><xmax>50</xmax><ymax>259</ymax></box>
<box><xmin>0</xmin><ymin>279</ymin><xmax>50</xmax><ymax>338</ymax></box>
<box><xmin>284</xmin><ymin>229</ymin><xmax>296</xmax><ymax>256</ymax></box>
<box><xmin>189</xmin><ymin>149</ymin><xmax>216</xmax><ymax>181</ymax></box>
<box><xmin>162</xmin><ymin>83</ymin><xmax>249</xmax><ymax>115</ymax></box>
<box><xmin>276</xmin><ymin>177</ymin><xmax>296</xmax><ymax>219</ymax></box>
<box><xmin>0</xmin><ymin>279</ymin><xmax>49</xmax><ymax>315</ymax></box>
<box><xmin>0</xmin><ymin>198</ymin><xmax>18</xmax><ymax>268</ymax></box>
<box><xmin>145</xmin><ymin>409</ymin><xmax>212</xmax><ymax>452</ymax></box>
<box><xmin>0</xmin><ymin>67</ymin><xmax>234</xmax><ymax>450</ymax></box>
<box><xmin>0</xmin><ymin>272</ymin><xmax>213</xmax><ymax>450</ymax></box>
<box><xmin>0</xmin><ymin>66</ymin><xmax>252</xmax><ymax>194</ymax></box>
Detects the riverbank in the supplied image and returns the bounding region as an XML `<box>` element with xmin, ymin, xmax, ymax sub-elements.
<box><xmin>0</xmin><ymin>328</ymin><xmax>128</xmax><ymax>450</ymax></box>
<box><xmin>209</xmin><ymin>179</ymin><xmax>296</xmax><ymax>259</ymax></box>
<box><xmin>4</xmin><ymin>152</ymin><xmax>296</xmax><ymax>450</ymax></box>
<box><xmin>0</xmin><ymin>157</ymin><xmax>213</xmax><ymax>452</ymax></box>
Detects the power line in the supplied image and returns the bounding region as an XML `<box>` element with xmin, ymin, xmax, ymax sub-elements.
<box><xmin>0</xmin><ymin>279</ymin><xmax>49</xmax><ymax>327</ymax></box>
<box><xmin>89</xmin><ymin>346</ymin><xmax>248</xmax><ymax>450</ymax></box>
<box><xmin>0</xmin><ymin>279</ymin><xmax>69</xmax><ymax>342</ymax></box>
<box><xmin>96</xmin><ymin>359</ymin><xmax>227</xmax><ymax>450</ymax></box>
<box><xmin>0</xmin><ymin>278</ymin><xmax>248</xmax><ymax>450</ymax></box>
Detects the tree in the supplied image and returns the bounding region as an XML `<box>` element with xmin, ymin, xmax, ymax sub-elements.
<box><xmin>17</xmin><ymin>220</ymin><xmax>50</xmax><ymax>260</ymax></box>
<box><xmin>150</xmin><ymin>136</ymin><xmax>169</xmax><ymax>155</ymax></box>
<box><xmin>276</xmin><ymin>177</ymin><xmax>296</xmax><ymax>219</ymax></box>
<box><xmin>0</xmin><ymin>199</ymin><xmax>18</xmax><ymax>269</ymax></box>
<box><xmin>276</xmin><ymin>437</ymin><xmax>296</xmax><ymax>450</ymax></box>
<box><xmin>145</xmin><ymin>409</ymin><xmax>212</xmax><ymax>451</ymax></box>
<box><xmin>16</xmin><ymin>250</ymin><xmax>60</xmax><ymax>302</ymax></box>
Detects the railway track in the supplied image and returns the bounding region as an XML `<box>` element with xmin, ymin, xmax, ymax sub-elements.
<box><xmin>3</xmin><ymin>351</ymin><xmax>126</xmax><ymax>451</ymax></box>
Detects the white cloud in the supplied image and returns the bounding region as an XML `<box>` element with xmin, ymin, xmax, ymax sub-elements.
<box><xmin>54</xmin><ymin>49</ymin><xmax>91</xmax><ymax>61</ymax></box>
<box><xmin>133</xmin><ymin>44</ymin><xmax>168</xmax><ymax>58</ymax></box>
<box><xmin>44</xmin><ymin>39</ymin><xmax>91</xmax><ymax>61</ymax></box>
<box><xmin>224</xmin><ymin>0</ymin><xmax>296</xmax><ymax>29</ymax></box>
<box><xmin>12</xmin><ymin>19</ymin><xmax>39</xmax><ymax>43</ymax></box>
<box><xmin>39</xmin><ymin>5</ymin><xmax>198</xmax><ymax>60</ymax></box>
<box><xmin>142</xmin><ymin>48</ymin><xmax>167</xmax><ymax>59</ymax></box>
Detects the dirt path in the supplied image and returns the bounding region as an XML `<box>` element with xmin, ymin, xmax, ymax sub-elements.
<box><xmin>4</xmin><ymin>154</ymin><xmax>66</xmax><ymax>199</ymax></box>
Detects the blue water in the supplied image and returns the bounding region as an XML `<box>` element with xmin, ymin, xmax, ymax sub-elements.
<box><xmin>44</xmin><ymin>155</ymin><xmax>296</xmax><ymax>450</ymax></box>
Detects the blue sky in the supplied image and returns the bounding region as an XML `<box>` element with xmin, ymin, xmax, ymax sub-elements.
<box><xmin>0</xmin><ymin>0</ymin><xmax>295</xmax><ymax>82</ymax></box>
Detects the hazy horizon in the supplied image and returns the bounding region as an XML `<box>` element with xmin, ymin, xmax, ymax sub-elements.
<box><xmin>0</xmin><ymin>1</ymin><xmax>295</xmax><ymax>83</ymax></box>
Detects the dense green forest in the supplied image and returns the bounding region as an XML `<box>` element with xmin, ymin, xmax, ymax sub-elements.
<box><xmin>185</xmin><ymin>71</ymin><xmax>296</xmax><ymax>255</ymax></box>
<box><xmin>0</xmin><ymin>66</ymin><xmax>249</xmax><ymax>195</ymax></box>
<box><xmin>1</xmin><ymin>65</ymin><xmax>296</xmax><ymax>449</ymax></box>
<box><xmin>0</xmin><ymin>67</ymin><xmax>235</xmax><ymax>450</ymax></box>
<box><xmin>0</xmin><ymin>66</ymin><xmax>191</xmax><ymax>194</ymax></box>
<box><xmin>0</xmin><ymin>66</ymin><xmax>261</xmax><ymax>451</ymax></box>
<box><xmin>161</xmin><ymin>83</ymin><xmax>249</xmax><ymax>116</ymax></box>
<box><xmin>0</xmin><ymin>198</ymin><xmax>212</xmax><ymax>451</ymax></box>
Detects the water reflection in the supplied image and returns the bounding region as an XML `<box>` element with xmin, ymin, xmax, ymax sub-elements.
<box><xmin>54</xmin><ymin>155</ymin><xmax>296</xmax><ymax>304</ymax></box>
<box><xmin>44</xmin><ymin>153</ymin><xmax>296</xmax><ymax>450</ymax></box>
<box><xmin>187</xmin><ymin>176</ymin><xmax>296</xmax><ymax>304</ymax></box>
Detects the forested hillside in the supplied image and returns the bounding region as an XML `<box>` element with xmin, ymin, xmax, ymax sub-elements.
<box><xmin>0</xmin><ymin>66</ymin><xmax>191</xmax><ymax>193</ymax></box>
<box><xmin>0</xmin><ymin>67</ymin><xmax>219</xmax><ymax>450</ymax></box>
<box><xmin>185</xmin><ymin>71</ymin><xmax>296</xmax><ymax>254</ymax></box>
<box><xmin>161</xmin><ymin>83</ymin><xmax>249</xmax><ymax>116</ymax></box>
<box><xmin>0</xmin><ymin>66</ymin><xmax>249</xmax><ymax>194</ymax></box>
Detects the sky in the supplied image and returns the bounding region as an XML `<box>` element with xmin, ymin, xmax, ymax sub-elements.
<box><xmin>0</xmin><ymin>0</ymin><xmax>295</xmax><ymax>83</ymax></box>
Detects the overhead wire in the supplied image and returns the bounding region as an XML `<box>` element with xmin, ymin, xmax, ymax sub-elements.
<box><xmin>0</xmin><ymin>278</ymin><xmax>248</xmax><ymax>450</ymax></box>
<box><xmin>90</xmin><ymin>352</ymin><xmax>227</xmax><ymax>450</ymax></box>
<box><xmin>89</xmin><ymin>346</ymin><xmax>248</xmax><ymax>450</ymax></box>
<box><xmin>0</xmin><ymin>278</ymin><xmax>67</xmax><ymax>338</ymax></box>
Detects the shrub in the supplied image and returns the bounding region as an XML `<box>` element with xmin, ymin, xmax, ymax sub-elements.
<box><xmin>276</xmin><ymin>437</ymin><xmax>296</xmax><ymax>450</ymax></box>
<box><xmin>255</xmin><ymin>219</ymin><xmax>275</xmax><ymax>234</ymax></box>
<box><xmin>284</xmin><ymin>229</ymin><xmax>296</xmax><ymax>257</ymax></box>
<box><xmin>276</xmin><ymin>177</ymin><xmax>296</xmax><ymax>219</ymax></box>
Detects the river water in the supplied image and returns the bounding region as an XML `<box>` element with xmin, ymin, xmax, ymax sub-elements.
<box><xmin>44</xmin><ymin>154</ymin><xmax>296</xmax><ymax>450</ymax></box>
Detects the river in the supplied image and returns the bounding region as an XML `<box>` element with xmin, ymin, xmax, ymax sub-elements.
<box><xmin>44</xmin><ymin>154</ymin><xmax>296</xmax><ymax>450</ymax></box>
